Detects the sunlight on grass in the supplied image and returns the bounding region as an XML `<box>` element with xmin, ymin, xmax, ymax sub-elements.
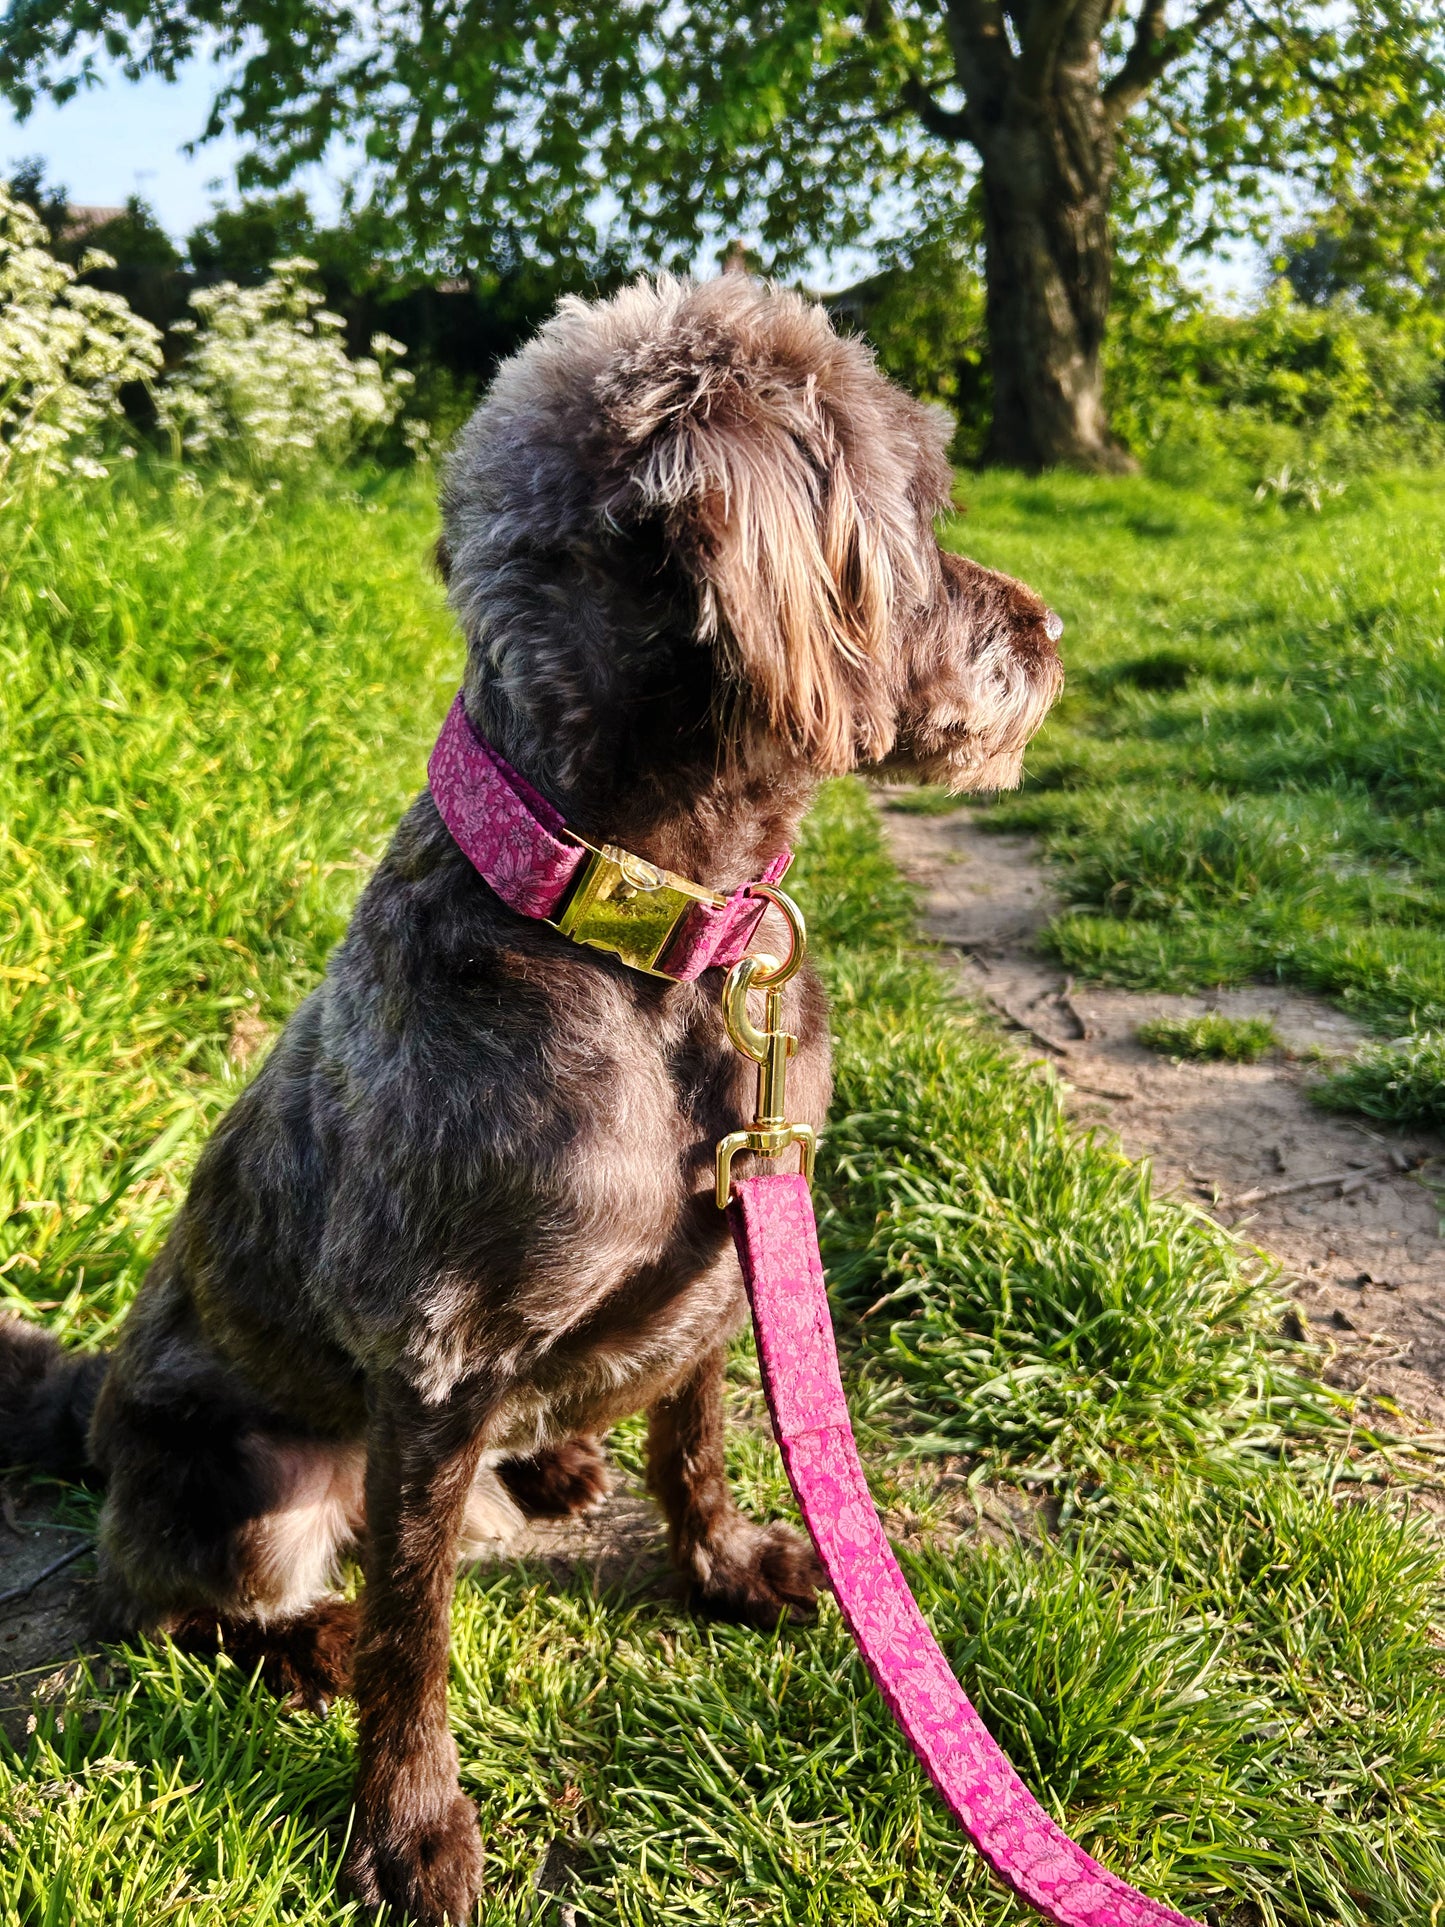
<box><xmin>2</xmin><ymin>465</ymin><xmax>1443</xmax><ymax>1926</ymax></box>
<box><xmin>1314</xmin><ymin>1028</ymin><xmax>1445</xmax><ymax>1128</ymax></box>
<box><xmin>948</xmin><ymin>471</ymin><xmax>1445</xmax><ymax>1046</ymax></box>
<box><xmin>1137</xmin><ymin>1012</ymin><xmax>1278</xmax><ymax>1063</ymax></box>
<box><xmin>0</xmin><ymin>464</ymin><xmax>460</xmax><ymax>1343</ymax></box>
<box><xmin>792</xmin><ymin>782</ymin><xmax>1328</xmax><ymax>1478</ymax></box>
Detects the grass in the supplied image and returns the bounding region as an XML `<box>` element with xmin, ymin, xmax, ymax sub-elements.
<box><xmin>800</xmin><ymin>785</ymin><xmax>1307</xmax><ymax>1478</ymax></box>
<box><xmin>1313</xmin><ymin>1028</ymin><xmax>1445</xmax><ymax>1128</ymax></box>
<box><xmin>2</xmin><ymin>462</ymin><xmax>1443</xmax><ymax>1925</ymax></box>
<box><xmin>937</xmin><ymin>470</ymin><xmax>1445</xmax><ymax>1076</ymax></box>
<box><xmin>0</xmin><ymin>464</ymin><xmax>459</xmax><ymax>1344</ymax></box>
<box><xmin>1136</xmin><ymin>1012</ymin><xmax>1279</xmax><ymax>1064</ymax></box>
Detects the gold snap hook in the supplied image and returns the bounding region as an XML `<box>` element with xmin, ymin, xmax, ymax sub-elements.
<box><xmin>714</xmin><ymin>888</ymin><xmax>816</xmax><ymax>1207</ymax></box>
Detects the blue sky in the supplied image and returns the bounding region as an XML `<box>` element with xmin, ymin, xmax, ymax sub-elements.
<box><xmin>0</xmin><ymin>60</ymin><xmax>340</xmax><ymax>239</ymax></box>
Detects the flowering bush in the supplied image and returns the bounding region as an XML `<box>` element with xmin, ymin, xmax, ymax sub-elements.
<box><xmin>156</xmin><ymin>258</ymin><xmax>415</xmax><ymax>470</ymax></box>
<box><xmin>0</xmin><ymin>184</ymin><xmax>162</xmax><ymax>508</ymax></box>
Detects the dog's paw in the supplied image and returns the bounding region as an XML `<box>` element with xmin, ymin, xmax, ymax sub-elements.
<box><xmin>497</xmin><ymin>1435</ymin><xmax>610</xmax><ymax>1519</ymax></box>
<box><xmin>171</xmin><ymin>1596</ymin><xmax>358</xmax><ymax>1716</ymax></box>
<box><xmin>263</xmin><ymin>1596</ymin><xmax>359</xmax><ymax>1713</ymax></box>
<box><xmin>344</xmin><ymin>1790</ymin><xmax>484</xmax><ymax>1925</ymax></box>
<box><xmin>688</xmin><ymin>1519</ymin><xmax>826</xmax><ymax>1628</ymax></box>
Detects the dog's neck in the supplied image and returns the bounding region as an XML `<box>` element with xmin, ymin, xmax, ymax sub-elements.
<box><xmin>459</xmin><ymin>679</ymin><xmax>818</xmax><ymax>896</ymax></box>
<box><xmin>572</xmin><ymin>764</ymin><xmax>816</xmax><ymax>895</ymax></box>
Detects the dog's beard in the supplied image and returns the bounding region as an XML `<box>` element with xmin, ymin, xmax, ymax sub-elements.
<box><xmin>883</xmin><ymin>635</ymin><xmax>1064</xmax><ymax>793</ymax></box>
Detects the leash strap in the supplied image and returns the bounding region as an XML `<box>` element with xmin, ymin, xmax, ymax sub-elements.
<box><xmin>727</xmin><ymin>1172</ymin><xmax>1201</xmax><ymax>1927</ymax></box>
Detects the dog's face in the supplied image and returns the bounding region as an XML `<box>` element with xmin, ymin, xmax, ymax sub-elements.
<box><xmin>441</xmin><ymin>276</ymin><xmax>1062</xmax><ymax>799</ymax></box>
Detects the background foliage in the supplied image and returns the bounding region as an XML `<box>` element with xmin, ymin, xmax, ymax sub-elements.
<box><xmin>11</xmin><ymin>159</ymin><xmax>1444</xmax><ymax>492</ymax></box>
<box><xmin>843</xmin><ymin>241</ymin><xmax>1445</xmax><ymax>476</ymax></box>
<box><xmin>4</xmin><ymin>3</ymin><xmax>1443</xmax><ymax>293</ymax></box>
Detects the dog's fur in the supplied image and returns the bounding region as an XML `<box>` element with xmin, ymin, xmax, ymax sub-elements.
<box><xmin>0</xmin><ymin>276</ymin><xmax>1061</xmax><ymax>1923</ymax></box>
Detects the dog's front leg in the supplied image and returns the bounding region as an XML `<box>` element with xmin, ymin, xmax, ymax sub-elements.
<box><xmin>647</xmin><ymin>1345</ymin><xmax>823</xmax><ymax>1626</ymax></box>
<box><xmin>345</xmin><ymin>1373</ymin><xmax>491</xmax><ymax>1926</ymax></box>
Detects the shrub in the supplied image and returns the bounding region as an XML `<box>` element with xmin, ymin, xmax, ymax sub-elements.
<box><xmin>155</xmin><ymin>256</ymin><xmax>415</xmax><ymax>471</ymax></box>
<box><xmin>829</xmin><ymin>241</ymin><xmax>991</xmax><ymax>462</ymax></box>
<box><xmin>823</xmin><ymin>244</ymin><xmax>1445</xmax><ymax>483</ymax></box>
<box><xmin>1138</xmin><ymin>1013</ymin><xmax>1278</xmax><ymax>1063</ymax></box>
<box><xmin>1313</xmin><ymin>1029</ymin><xmax>1445</xmax><ymax>1127</ymax></box>
<box><xmin>0</xmin><ymin>183</ymin><xmax>162</xmax><ymax>509</ymax></box>
<box><xmin>1107</xmin><ymin>287</ymin><xmax>1445</xmax><ymax>482</ymax></box>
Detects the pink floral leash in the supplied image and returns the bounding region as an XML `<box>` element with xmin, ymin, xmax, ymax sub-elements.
<box><xmin>428</xmin><ymin>697</ymin><xmax>1201</xmax><ymax>1927</ymax></box>
<box><xmin>729</xmin><ymin>1173</ymin><xmax>1199</xmax><ymax>1927</ymax></box>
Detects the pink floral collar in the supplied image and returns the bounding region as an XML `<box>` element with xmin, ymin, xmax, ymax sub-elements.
<box><xmin>427</xmin><ymin>693</ymin><xmax>791</xmax><ymax>981</ymax></box>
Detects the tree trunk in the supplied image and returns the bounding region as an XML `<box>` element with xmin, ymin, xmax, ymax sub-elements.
<box><xmin>974</xmin><ymin>87</ymin><xmax>1134</xmax><ymax>473</ymax></box>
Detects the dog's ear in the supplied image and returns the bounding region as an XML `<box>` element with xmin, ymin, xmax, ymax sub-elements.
<box><xmin>683</xmin><ymin>408</ymin><xmax>896</xmax><ymax>771</ymax></box>
<box><xmin>605</xmin><ymin>318</ymin><xmax>901</xmax><ymax>772</ymax></box>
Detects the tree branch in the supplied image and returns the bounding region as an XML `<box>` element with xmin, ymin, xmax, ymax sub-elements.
<box><xmin>942</xmin><ymin>0</ymin><xmax>1017</xmax><ymax>109</ymax></box>
<box><xmin>901</xmin><ymin>72</ymin><xmax>974</xmax><ymax>143</ymax></box>
<box><xmin>1102</xmin><ymin>0</ymin><xmax>1235</xmax><ymax>122</ymax></box>
<box><xmin>0</xmin><ymin>1539</ymin><xmax>91</xmax><ymax>1609</ymax></box>
<box><xmin>1102</xmin><ymin>0</ymin><xmax>1168</xmax><ymax>112</ymax></box>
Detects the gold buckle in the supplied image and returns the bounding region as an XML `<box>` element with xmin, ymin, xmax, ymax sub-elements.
<box><xmin>714</xmin><ymin>887</ymin><xmax>816</xmax><ymax>1206</ymax></box>
<box><xmin>553</xmin><ymin>840</ymin><xmax>728</xmax><ymax>978</ymax></box>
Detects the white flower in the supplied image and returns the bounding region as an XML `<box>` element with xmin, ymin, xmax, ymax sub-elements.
<box><xmin>0</xmin><ymin>185</ymin><xmax>162</xmax><ymax>507</ymax></box>
<box><xmin>402</xmin><ymin>416</ymin><xmax>436</xmax><ymax>462</ymax></box>
<box><xmin>155</xmin><ymin>257</ymin><xmax>413</xmax><ymax>474</ymax></box>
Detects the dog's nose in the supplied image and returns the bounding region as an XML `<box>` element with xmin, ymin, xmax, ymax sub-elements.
<box><xmin>1044</xmin><ymin>610</ymin><xmax>1064</xmax><ymax>643</ymax></box>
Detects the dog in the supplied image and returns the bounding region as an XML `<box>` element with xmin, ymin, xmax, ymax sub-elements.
<box><xmin>0</xmin><ymin>274</ymin><xmax>1062</xmax><ymax>1924</ymax></box>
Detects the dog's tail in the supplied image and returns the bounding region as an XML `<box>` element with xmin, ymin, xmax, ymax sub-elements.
<box><xmin>0</xmin><ymin>1317</ymin><xmax>109</xmax><ymax>1485</ymax></box>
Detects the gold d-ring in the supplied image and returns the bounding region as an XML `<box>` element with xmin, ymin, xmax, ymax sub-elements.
<box><xmin>744</xmin><ymin>883</ymin><xmax>806</xmax><ymax>987</ymax></box>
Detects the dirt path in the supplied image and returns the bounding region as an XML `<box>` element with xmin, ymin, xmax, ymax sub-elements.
<box><xmin>879</xmin><ymin>795</ymin><xmax>1445</xmax><ymax>1428</ymax></box>
<box><xmin>0</xmin><ymin>1484</ymin><xmax>99</xmax><ymax>1745</ymax></box>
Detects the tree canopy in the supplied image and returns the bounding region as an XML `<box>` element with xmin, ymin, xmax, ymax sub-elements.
<box><xmin>0</xmin><ymin>0</ymin><xmax>1441</xmax><ymax>281</ymax></box>
<box><xmin>4</xmin><ymin>3</ymin><xmax>1441</xmax><ymax>466</ymax></box>
<box><xmin>2</xmin><ymin>2</ymin><xmax>1439</xmax><ymax>284</ymax></box>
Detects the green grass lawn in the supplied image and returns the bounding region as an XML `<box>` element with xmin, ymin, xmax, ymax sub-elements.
<box><xmin>2</xmin><ymin>465</ymin><xmax>1443</xmax><ymax>1925</ymax></box>
<box><xmin>935</xmin><ymin>471</ymin><xmax>1445</xmax><ymax>1069</ymax></box>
